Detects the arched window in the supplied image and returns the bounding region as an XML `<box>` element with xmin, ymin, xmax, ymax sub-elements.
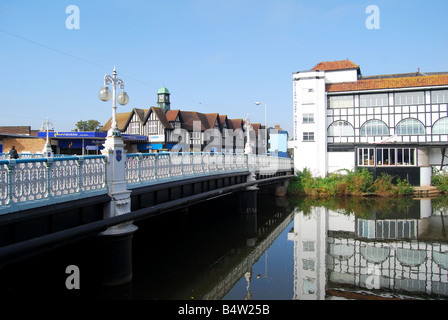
<box><xmin>433</xmin><ymin>117</ymin><xmax>448</xmax><ymax>134</ymax></box>
<box><xmin>327</xmin><ymin>121</ymin><xmax>354</xmax><ymax>137</ymax></box>
<box><xmin>360</xmin><ymin>120</ymin><xmax>389</xmax><ymax>136</ymax></box>
<box><xmin>396</xmin><ymin>118</ymin><xmax>425</xmax><ymax>135</ymax></box>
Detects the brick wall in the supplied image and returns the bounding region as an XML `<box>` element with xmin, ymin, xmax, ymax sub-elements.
<box><xmin>0</xmin><ymin>126</ymin><xmax>31</xmax><ymax>135</ymax></box>
<box><xmin>3</xmin><ymin>138</ymin><xmax>47</xmax><ymax>154</ymax></box>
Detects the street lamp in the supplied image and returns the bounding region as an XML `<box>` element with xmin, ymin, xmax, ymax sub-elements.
<box><xmin>98</xmin><ymin>66</ymin><xmax>129</xmax><ymax>137</ymax></box>
<box><xmin>40</xmin><ymin>117</ymin><xmax>54</xmax><ymax>157</ymax></box>
<box><xmin>254</xmin><ymin>101</ymin><xmax>268</xmax><ymax>154</ymax></box>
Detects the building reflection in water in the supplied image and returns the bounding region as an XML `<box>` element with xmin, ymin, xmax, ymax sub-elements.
<box><xmin>288</xmin><ymin>197</ymin><xmax>448</xmax><ymax>300</ymax></box>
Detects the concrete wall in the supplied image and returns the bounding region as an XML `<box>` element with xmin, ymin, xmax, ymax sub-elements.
<box><xmin>328</xmin><ymin>152</ymin><xmax>355</xmax><ymax>174</ymax></box>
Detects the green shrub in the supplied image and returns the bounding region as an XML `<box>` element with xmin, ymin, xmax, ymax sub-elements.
<box><xmin>432</xmin><ymin>169</ymin><xmax>448</xmax><ymax>194</ymax></box>
<box><xmin>396</xmin><ymin>178</ymin><xmax>414</xmax><ymax>195</ymax></box>
<box><xmin>373</xmin><ymin>172</ymin><xmax>395</xmax><ymax>194</ymax></box>
<box><xmin>288</xmin><ymin>168</ymin><xmax>413</xmax><ymax>197</ymax></box>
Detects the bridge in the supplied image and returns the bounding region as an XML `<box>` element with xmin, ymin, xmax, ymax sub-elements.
<box><xmin>0</xmin><ymin>135</ymin><xmax>294</xmax><ymax>285</ymax></box>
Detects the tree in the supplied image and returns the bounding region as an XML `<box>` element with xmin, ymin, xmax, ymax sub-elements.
<box><xmin>74</xmin><ymin>120</ymin><xmax>101</xmax><ymax>132</ymax></box>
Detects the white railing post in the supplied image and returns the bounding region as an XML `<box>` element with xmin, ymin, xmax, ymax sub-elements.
<box><xmin>6</xmin><ymin>160</ymin><xmax>16</xmax><ymax>205</ymax></box>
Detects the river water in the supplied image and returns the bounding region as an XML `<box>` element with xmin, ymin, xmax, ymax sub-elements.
<box><xmin>1</xmin><ymin>193</ymin><xmax>448</xmax><ymax>300</ymax></box>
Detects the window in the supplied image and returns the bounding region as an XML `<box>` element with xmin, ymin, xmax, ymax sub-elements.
<box><xmin>394</xmin><ymin>91</ymin><xmax>424</xmax><ymax>105</ymax></box>
<box><xmin>360</xmin><ymin>120</ymin><xmax>389</xmax><ymax>136</ymax></box>
<box><xmin>302</xmin><ymin>278</ymin><xmax>315</xmax><ymax>295</ymax></box>
<box><xmin>358</xmin><ymin>148</ymin><xmax>376</xmax><ymax>166</ymax></box>
<box><xmin>358</xmin><ymin>147</ymin><xmax>416</xmax><ymax>166</ymax></box>
<box><xmin>396</xmin><ymin>118</ymin><xmax>425</xmax><ymax>135</ymax></box>
<box><xmin>303</xmin><ymin>132</ymin><xmax>314</xmax><ymax>141</ymax></box>
<box><xmin>130</xmin><ymin>122</ymin><xmax>139</xmax><ymax>134</ymax></box>
<box><xmin>360</xmin><ymin>93</ymin><xmax>388</xmax><ymax>107</ymax></box>
<box><xmin>328</xmin><ymin>95</ymin><xmax>354</xmax><ymax>108</ymax></box>
<box><xmin>432</xmin><ymin>90</ymin><xmax>448</xmax><ymax>104</ymax></box>
<box><xmin>327</xmin><ymin>121</ymin><xmax>354</xmax><ymax>137</ymax></box>
<box><xmin>302</xmin><ymin>259</ymin><xmax>315</xmax><ymax>271</ymax></box>
<box><xmin>303</xmin><ymin>113</ymin><xmax>314</xmax><ymax>123</ymax></box>
<box><xmin>433</xmin><ymin>117</ymin><xmax>448</xmax><ymax>134</ymax></box>
<box><xmin>148</xmin><ymin>120</ymin><xmax>158</xmax><ymax>134</ymax></box>
<box><xmin>303</xmin><ymin>241</ymin><xmax>315</xmax><ymax>252</ymax></box>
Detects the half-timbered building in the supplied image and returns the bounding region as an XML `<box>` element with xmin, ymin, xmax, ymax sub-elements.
<box><xmin>292</xmin><ymin>60</ymin><xmax>448</xmax><ymax>185</ymax></box>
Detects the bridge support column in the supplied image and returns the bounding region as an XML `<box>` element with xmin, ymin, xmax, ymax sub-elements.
<box><xmin>275</xmin><ymin>180</ymin><xmax>289</xmax><ymax>197</ymax></box>
<box><xmin>99</xmin><ymin>222</ymin><xmax>137</xmax><ymax>286</ymax></box>
<box><xmin>239</xmin><ymin>186</ymin><xmax>258</xmax><ymax>214</ymax></box>
<box><xmin>100</xmin><ymin>133</ymin><xmax>138</xmax><ymax>286</ymax></box>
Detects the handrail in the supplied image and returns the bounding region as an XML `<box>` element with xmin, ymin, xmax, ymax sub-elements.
<box><xmin>0</xmin><ymin>155</ymin><xmax>108</xmax><ymax>214</ymax></box>
<box><xmin>0</xmin><ymin>152</ymin><xmax>293</xmax><ymax>214</ymax></box>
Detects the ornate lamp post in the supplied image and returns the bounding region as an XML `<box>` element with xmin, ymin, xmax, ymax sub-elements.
<box><xmin>40</xmin><ymin>117</ymin><xmax>54</xmax><ymax>157</ymax></box>
<box><xmin>97</xmin><ymin>67</ymin><xmax>137</xmax><ymax>286</ymax></box>
<box><xmin>98</xmin><ymin>66</ymin><xmax>129</xmax><ymax>137</ymax></box>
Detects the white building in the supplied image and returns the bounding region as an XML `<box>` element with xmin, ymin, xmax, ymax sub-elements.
<box><xmin>292</xmin><ymin>60</ymin><xmax>448</xmax><ymax>185</ymax></box>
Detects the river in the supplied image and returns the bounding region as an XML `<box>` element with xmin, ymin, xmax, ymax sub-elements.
<box><xmin>1</xmin><ymin>193</ymin><xmax>448</xmax><ymax>300</ymax></box>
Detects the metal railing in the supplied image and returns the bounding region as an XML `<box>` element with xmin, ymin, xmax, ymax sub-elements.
<box><xmin>125</xmin><ymin>152</ymin><xmax>293</xmax><ymax>188</ymax></box>
<box><xmin>0</xmin><ymin>152</ymin><xmax>293</xmax><ymax>214</ymax></box>
<box><xmin>0</xmin><ymin>155</ymin><xmax>107</xmax><ymax>214</ymax></box>
<box><xmin>125</xmin><ymin>152</ymin><xmax>249</xmax><ymax>187</ymax></box>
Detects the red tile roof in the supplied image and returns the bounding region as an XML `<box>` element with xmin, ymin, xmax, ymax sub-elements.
<box><xmin>327</xmin><ymin>74</ymin><xmax>448</xmax><ymax>92</ymax></box>
<box><xmin>311</xmin><ymin>60</ymin><xmax>359</xmax><ymax>71</ymax></box>
<box><xmin>166</xmin><ymin>109</ymin><xmax>180</xmax><ymax>122</ymax></box>
<box><xmin>228</xmin><ymin>119</ymin><xmax>244</xmax><ymax>130</ymax></box>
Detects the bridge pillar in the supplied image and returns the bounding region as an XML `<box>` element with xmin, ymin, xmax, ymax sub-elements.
<box><xmin>99</xmin><ymin>133</ymin><xmax>138</xmax><ymax>286</ymax></box>
<box><xmin>99</xmin><ymin>222</ymin><xmax>137</xmax><ymax>286</ymax></box>
<box><xmin>275</xmin><ymin>180</ymin><xmax>289</xmax><ymax>197</ymax></box>
<box><xmin>239</xmin><ymin>186</ymin><xmax>258</xmax><ymax>214</ymax></box>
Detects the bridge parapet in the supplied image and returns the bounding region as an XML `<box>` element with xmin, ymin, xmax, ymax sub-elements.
<box><xmin>0</xmin><ymin>155</ymin><xmax>107</xmax><ymax>214</ymax></box>
<box><xmin>0</xmin><ymin>152</ymin><xmax>293</xmax><ymax>214</ymax></box>
<box><xmin>125</xmin><ymin>152</ymin><xmax>249</xmax><ymax>187</ymax></box>
<box><xmin>125</xmin><ymin>152</ymin><xmax>292</xmax><ymax>188</ymax></box>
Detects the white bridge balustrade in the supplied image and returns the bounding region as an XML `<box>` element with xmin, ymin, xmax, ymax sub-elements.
<box><xmin>0</xmin><ymin>155</ymin><xmax>107</xmax><ymax>214</ymax></box>
<box><xmin>0</xmin><ymin>152</ymin><xmax>293</xmax><ymax>214</ymax></box>
<box><xmin>124</xmin><ymin>152</ymin><xmax>276</xmax><ymax>188</ymax></box>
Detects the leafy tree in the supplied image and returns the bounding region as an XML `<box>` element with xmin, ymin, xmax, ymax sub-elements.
<box><xmin>74</xmin><ymin>120</ymin><xmax>101</xmax><ymax>131</ymax></box>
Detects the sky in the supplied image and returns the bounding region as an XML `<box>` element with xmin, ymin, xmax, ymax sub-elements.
<box><xmin>0</xmin><ymin>0</ymin><xmax>447</xmax><ymax>135</ymax></box>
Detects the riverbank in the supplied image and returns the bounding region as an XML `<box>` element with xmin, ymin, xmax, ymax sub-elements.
<box><xmin>287</xmin><ymin>168</ymin><xmax>419</xmax><ymax>198</ymax></box>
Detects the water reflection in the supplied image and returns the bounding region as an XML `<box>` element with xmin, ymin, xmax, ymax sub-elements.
<box><xmin>1</xmin><ymin>194</ymin><xmax>448</xmax><ymax>301</ymax></box>
<box><xmin>288</xmin><ymin>196</ymin><xmax>448</xmax><ymax>300</ymax></box>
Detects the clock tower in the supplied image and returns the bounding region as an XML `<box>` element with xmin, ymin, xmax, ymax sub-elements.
<box><xmin>157</xmin><ymin>86</ymin><xmax>171</xmax><ymax>113</ymax></box>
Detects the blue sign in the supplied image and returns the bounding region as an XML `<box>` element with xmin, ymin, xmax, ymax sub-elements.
<box><xmin>37</xmin><ymin>132</ymin><xmax>147</xmax><ymax>141</ymax></box>
<box><xmin>122</xmin><ymin>134</ymin><xmax>148</xmax><ymax>141</ymax></box>
<box><xmin>38</xmin><ymin>132</ymin><xmax>107</xmax><ymax>138</ymax></box>
<box><xmin>116</xmin><ymin>150</ymin><xmax>122</xmax><ymax>162</ymax></box>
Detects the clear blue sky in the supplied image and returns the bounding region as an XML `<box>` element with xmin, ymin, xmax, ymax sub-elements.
<box><xmin>1</xmin><ymin>0</ymin><xmax>447</xmax><ymax>135</ymax></box>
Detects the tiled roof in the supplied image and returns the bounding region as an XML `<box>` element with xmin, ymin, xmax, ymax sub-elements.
<box><xmin>179</xmin><ymin>111</ymin><xmax>207</xmax><ymax>131</ymax></box>
<box><xmin>327</xmin><ymin>73</ymin><xmax>448</xmax><ymax>92</ymax></box>
<box><xmin>100</xmin><ymin>111</ymin><xmax>132</xmax><ymax>132</ymax></box>
<box><xmin>133</xmin><ymin>108</ymin><xmax>149</xmax><ymax>122</ymax></box>
<box><xmin>311</xmin><ymin>60</ymin><xmax>359</xmax><ymax>71</ymax></box>
<box><xmin>243</xmin><ymin>121</ymin><xmax>262</xmax><ymax>136</ymax></box>
<box><xmin>228</xmin><ymin>119</ymin><xmax>244</xmax><ymax>130</ymax></box>
<box><xmin>148</xmin><ymin>107</ymin><xmax>173</xmax><ymax>129</ymax></box>
<box><xmin>219</xmin><ymin>115</ymin><xmax>228</xmax><ymax>127</ymax></box>
<box><xmin>166</xmin><ymin>109</ymin><xmax>180</xmax><ymax>122</ymax></box>
<box><xmin>203</xmin><ymin>113</ymin><xmax>220</xmax><ymax>129</ymax></box>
